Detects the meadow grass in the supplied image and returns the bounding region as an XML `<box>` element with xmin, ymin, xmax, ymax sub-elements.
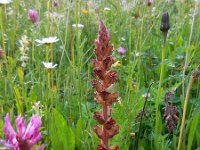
<box><xmin>0</xmin><ymin>0</ymin><xmax>200</xmax><ymax>150</ymax></box>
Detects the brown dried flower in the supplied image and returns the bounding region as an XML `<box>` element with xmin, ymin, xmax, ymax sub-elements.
<box><xmin>191</xmin><ymin>65</ymin><xmax>200</xmax><ymax>78</ymax></box>
<box><xmin>164</xmin><ymin>91</ymin><xmax>178</xmax><ymax>133</ymax></box>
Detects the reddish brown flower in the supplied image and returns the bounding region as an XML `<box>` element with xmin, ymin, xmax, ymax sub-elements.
<box><xmin>91</xmin><ymin>21</ymin><xmax>119</xmax><ymax>149</ymax></box>
<box><xmin>93</xmin><ymin>112</ymin><xmax>105</xmax><ymax>125</ymax></box>
<box><xmin>92</xmin><ymin>80</ymin><xmax>104</xmax><ymax>92</ymax></box>
<box><xmin>94</xmin><ymin>125</ymin><xmax>103</xmax><ymax>139</ymax></box>
<box><xmin>164</xmin><ymin>91</ymin><xmax>178</xmax><ymax>133</ymax></box>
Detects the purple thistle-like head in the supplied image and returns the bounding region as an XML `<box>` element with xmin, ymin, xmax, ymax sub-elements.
<box><xmin>117</xmin><ymin>47</ymin><xmax>126</xmax><ymax>55</ymax></box>
<box><xmin>0</xmin><ymin>113</ymin><xmax>44</xmax><ymax>150</ymax></box>
<box><xmin>28</xmin><ymin>9</ymin><xmax>39</xmax><ymax>23</ymax></box>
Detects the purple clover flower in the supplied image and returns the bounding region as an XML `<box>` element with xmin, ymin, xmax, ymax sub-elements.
<box><xmin>0</xmin><ymin>113</ymin><xmax>44</xmax><ymax>150</ymax></box>
<box><xmin>28</xmin><ymin>9</ymin><xmax>39</xmax><ymax>23</ymax></box>
<box><xmin>117</xmin><ymin>47</ymin><xmax>126</xmax><ymax>55</ymax></box>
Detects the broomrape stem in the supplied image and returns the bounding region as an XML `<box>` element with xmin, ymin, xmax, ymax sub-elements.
<box><xmin>102</xmin><ymin>102</ymin><xmax>108</xmax><ymax>148</ymax></box>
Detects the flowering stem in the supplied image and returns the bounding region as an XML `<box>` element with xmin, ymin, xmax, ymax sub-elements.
<box><xmin>46</xmin><ymin>44</ymin><xmax>50</xmax><ymax>61</ymax></box>
<box><xmin>177</xmin><ymin>75</ymin><xmax>194</xmax><ymax>150</ymax></box>
<box><xmin>45</xmin><ymin>70</ymin><xmax>51</xmax><ymax>145</ymax></box>
<box><xmin>155</xmin><ymin>38</ymin><xmax>166</xmax><ymax>148</ymax></box>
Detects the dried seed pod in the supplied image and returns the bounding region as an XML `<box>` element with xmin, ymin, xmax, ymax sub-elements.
<box><xmin>164</xmin><ymin>91</ymin><xmax>178</xmax><ymax>133</ymax></box>
<box><xmin>164</xmin><ymin>105</ymin><xmax>178</xmax><ymax>132</ymax></box>
<box><xmin>191</xmin><ymin>65</ymin><xmax>200</xmax><ymax>78</ymax></box>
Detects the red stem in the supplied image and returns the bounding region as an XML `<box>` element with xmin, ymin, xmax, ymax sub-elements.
<box><xmin>102</xmin><ymin>101</ymin><xmax>108</xmax><ymax>149</ymax></box>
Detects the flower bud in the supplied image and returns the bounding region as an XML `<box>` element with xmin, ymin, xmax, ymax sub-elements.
<box><xmin>160</xmin><ymin>12</ymin><xmax>170</xmax><ymax>32</ymax></box>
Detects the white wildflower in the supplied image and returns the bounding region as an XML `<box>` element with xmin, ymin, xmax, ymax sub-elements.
<box><xmin>0</xmin><ymin>0</ymin><xmax>12</xmax><ymax>4</ymax></box>
<box><xmin>35</xmin><ymin>36</ymin><xmax>59</xmax><ymax>45</ymax></box>
<box><xmin>104</xmin><ymin>7</ymin><xmax>111</xmax><ymax>11</ymax></box>
<box><xmin>43</xmin><ymin>62</ymin><xmax>57</xmax><ymax>69</ymax></box>
<box><xmin>72</xmin><ymin>23</ymin><xmax>84</xmax><ymax>28</ymax></box>
<box><xmin>18</xmin><ymin>35</ymin><xmax>29</xmax><ymax>67</ymax></box>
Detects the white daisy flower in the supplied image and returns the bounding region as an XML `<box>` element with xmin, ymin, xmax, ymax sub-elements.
<box><xmin>104</xmin><ymin>7</ymin><xmax>111</xmax><ymax>11</ymax></box>
<box><xmin>72</xmin><ymin>23</ymin><xmax>84</xmax><ymax>28</ymax></box>
<box><xmin>35</xmin><ymin>36</ymin><xmax>59</xmax><ymax>45</ymax></box>
<box><xmin>0</xmin><ymin>0</ymin><xmax>12</xmax><ymax>4</ymax></box>
<box><xmin>43</xmin><ymin>62</ymin><xmax>57</xmax><ymax>69</ymax></box>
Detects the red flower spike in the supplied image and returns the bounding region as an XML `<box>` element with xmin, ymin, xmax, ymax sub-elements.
<box><xmin>91</xmin><ymin>21</ymin><xmax>119</xmax><ymax>149</ymax></box>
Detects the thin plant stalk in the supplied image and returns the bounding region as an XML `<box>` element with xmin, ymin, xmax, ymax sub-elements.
<box><xmin>45</xmin><ymin>44</ymin><xmax>50</xmax><ymax>61</ymax></box>
<box><xmin>135</xmin><ymin>82</ymin><xmax>154</xmax><ymax>150</ymax></box>
<box><xmin>155</xmin><ymin>12</ymin><xmax>170</xmax><ymax>148</ymax></box>
<box><xmin>182</xmin><ymin>2</ymin><xmax>198</xmax><ymax>99</ymax></box>
<box><xmin>0</xmin><ymin>6</ymin><xmax>5</xmax><ymax>52</ymax></box>
<box><xmin>155</xmin><ymin>40</ymin><xmax>167</xmax><ymax>147</ymax></box>
<box><xmin>177</xmin><ymin>75</ymin><xmax>194</xmax><ymax>150</ymax></box>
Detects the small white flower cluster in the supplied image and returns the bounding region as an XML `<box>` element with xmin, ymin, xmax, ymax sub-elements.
<box><xmin>18</xmin><ymin>35</ymin><xmax>29</xmax><ymax>67</ymax></box>
<box><xmin>0</xmin><ymin>0</ymin><xmax>12</xmax><ymax>4</ymax></box>
<box><xmin>72</xmin><ymin>23</ymin><xmax>84</xmax><ymax>28</ymax></box>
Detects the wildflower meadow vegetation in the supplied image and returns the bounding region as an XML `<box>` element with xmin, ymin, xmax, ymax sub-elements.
<box><xmin>0</xmin><ymin>0</ymin><xmax>200</xmax><ymax>150</ymax></box>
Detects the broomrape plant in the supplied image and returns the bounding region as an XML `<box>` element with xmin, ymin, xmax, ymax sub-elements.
<box><xmin>91</xmin><ymin>21</ymin><xmax>119</xmax><ymax>150</ymax></box>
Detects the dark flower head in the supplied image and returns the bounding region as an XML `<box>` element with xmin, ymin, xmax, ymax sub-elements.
<box><xmin>53</xmin><ymin>1</ymin><xmax>58</xmax><ymax>7</ymax></box>
<box><xmin>160</xmin><ymin>12</ymin><xmax>170</xmax><ymax>32</ymax></box>
<box><xmin>147</xmin><ymin>0</ymin><xmax>154</xmax><ymax>6</ymax></box>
